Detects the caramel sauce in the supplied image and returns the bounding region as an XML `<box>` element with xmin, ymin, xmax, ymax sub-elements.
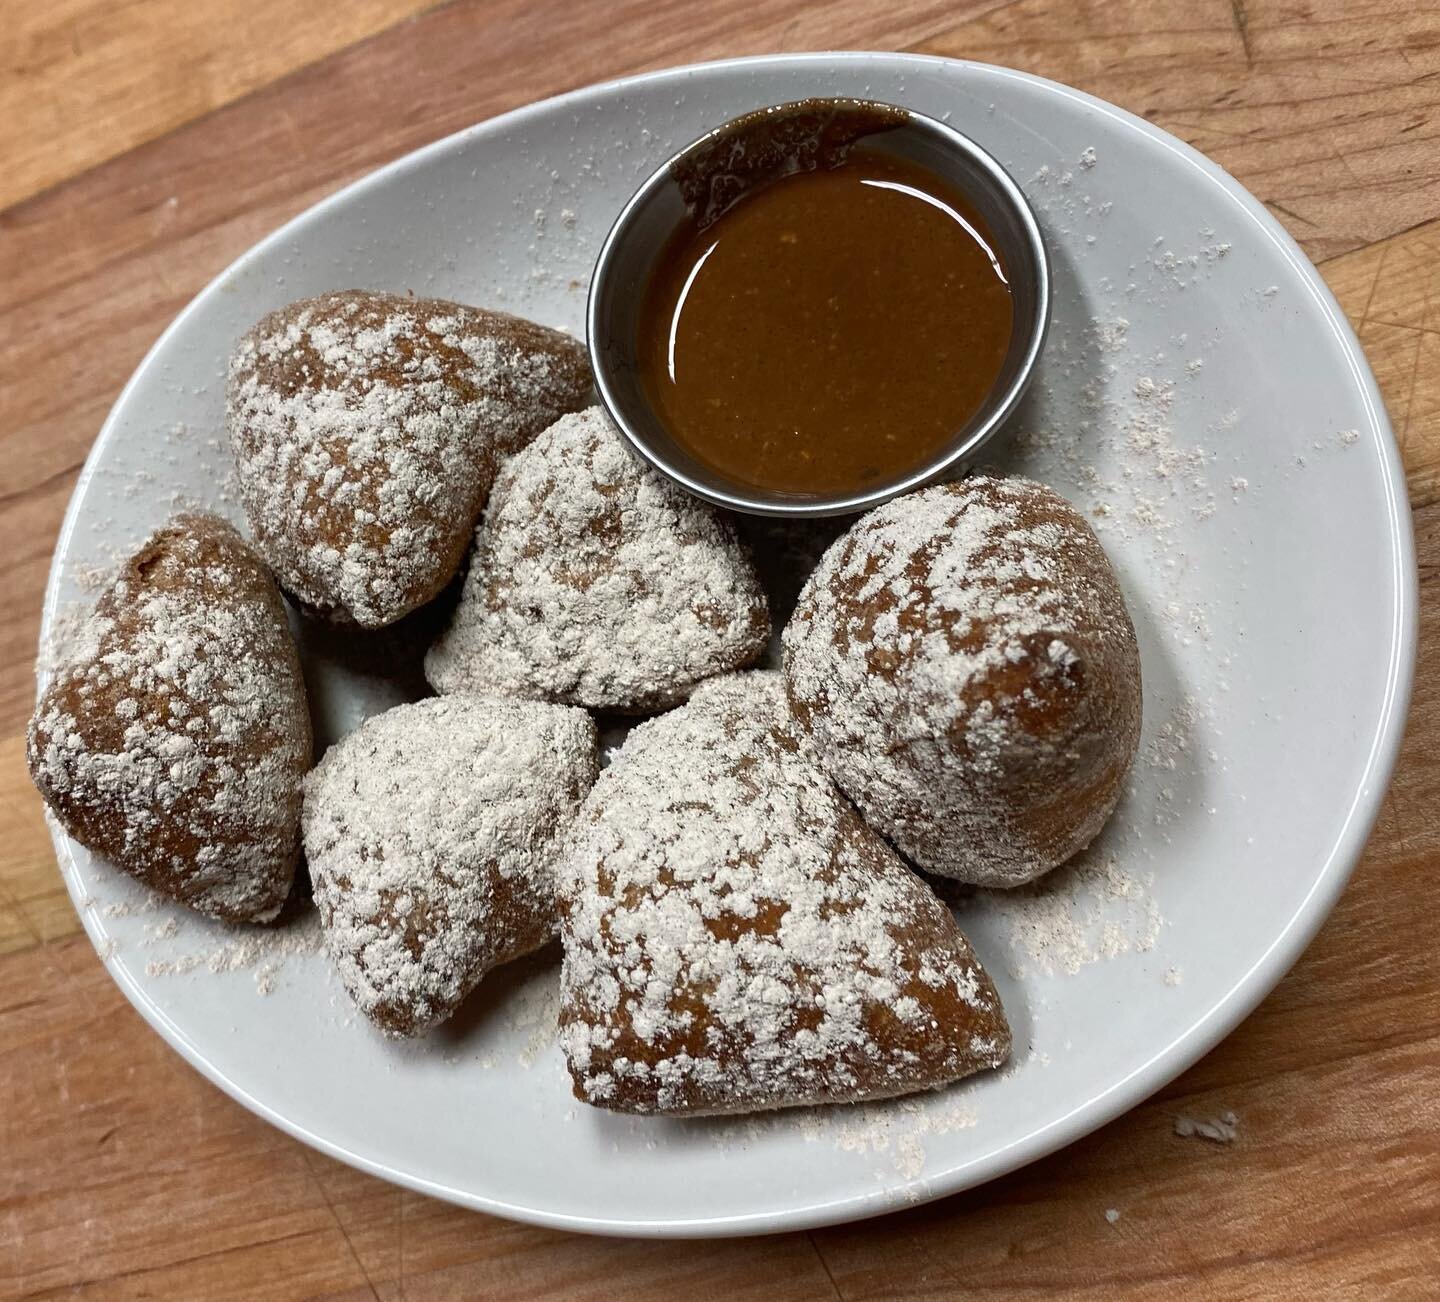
<box><xmin>638</xmin><ymin>143</ymin><xmax>1014</xmax><ymax>496</ymax></box>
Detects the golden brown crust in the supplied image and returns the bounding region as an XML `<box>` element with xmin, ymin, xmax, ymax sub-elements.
<box><xmin>782</xmin><ymin>475</ymin><xmax>1142</xmax><ymax>888</ymax></box>
<box><xmin>426</xmin><ymin>407</ymin><xmax>770</xmax><ymax>712</ymax></box>
<box><xmin>559</xmin><ymin>672</ymin><xmax>1011</xmax><ymax>1116</ymax></box>
<box><xmin>226</xmin><ymin>290</ymin><xmax>592</xmax><ymax>628</ymax></box>
<box><xmin>28</xmin><ymin>513</ymin><xmax>311</xmax><ymax>922</ymax></box>
<box><xmin>303</xmin><ymin>695</ymin><xmax>597</xmax><ymax>1036</ymax></box>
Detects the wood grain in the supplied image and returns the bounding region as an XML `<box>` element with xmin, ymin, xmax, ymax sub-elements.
<box><xmin>2</xmin><ymin>0</ymin><xmax>1438</xmax><ymax>1296</ymax></box>
<box><xmin>0</xmin><ymin>736</ymin><xmax>72</xmax><ymax>956</ymax></box>
<box><xmin>923</xmin><ymin>0</ymin><xmax>1440</xmax><ymax>262</ymax></box>
<box><xmin>1</xmin><ymin>0</ymin><xmax>441</xmax><ymax>212</ymax></box>
<box><xmin>1328</xmin><ymin>225</ymin><xmax>1440</xmax><ymax>504</ymax></box>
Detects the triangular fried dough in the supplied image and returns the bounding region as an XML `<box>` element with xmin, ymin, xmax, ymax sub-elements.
<box><xmin>427</xmin><ymin>406</ymin><xmax>769</xmax><ymax>713</ymax></box>
<box><xmin>559</xmin><ymin>672</ymin><xmax>1010</xmax><ymax>1116</ymax></box>
<box><xmin>29</xmin><ymin>513</ymin><xmax>311</xmax><ymax>922</ymax></box>
<box><xmin>303</xmin><ymin>695</ymin><xmax>597</xmax><ymax>1035</ymax></box>
<box><xmin>227</xmin><ymin>290</ymin><xmax>591</xmax><ymax>627</ymax></box>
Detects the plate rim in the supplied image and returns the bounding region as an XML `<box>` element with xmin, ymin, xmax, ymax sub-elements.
<box><xmin>37</xmin><ymin>50</ymin><xmax>1419</xmax><ymax>1238</ymax></box>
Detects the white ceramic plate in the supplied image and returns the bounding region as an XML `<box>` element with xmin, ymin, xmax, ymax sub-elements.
<box><xmin>39</xmin><ymin>54</ymin><xmax>1415</xmax><ymax>1237</ymax></box>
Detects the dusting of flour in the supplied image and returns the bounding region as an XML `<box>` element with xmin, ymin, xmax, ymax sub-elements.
<box><xmin>560</xmin><ymin>672</ymin><xmax>1010</xmax><ymax>1116</ymax></box>
<box><xmin>301</xmin><ymin>694</ymin><xmax>596</xmax><ymax>1035</ymax></box>
<box><xmin>226</xmin><ymin>291</ymin><xmax>588</xmax><ymax>627</ymax></box>
<box><xmin>426</xmin><ymin>406</ymin><xmax>769</xmax><ymax>712</ymax></box>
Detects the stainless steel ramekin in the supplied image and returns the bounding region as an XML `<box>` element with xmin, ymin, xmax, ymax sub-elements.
<box><xmin>587</xmin><ymin>98</ymin><xmax>1050</xmax><ymax>518</ymax></box>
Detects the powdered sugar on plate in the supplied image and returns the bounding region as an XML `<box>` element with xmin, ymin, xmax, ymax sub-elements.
<box><xmin>965</xmin><ymin>851</ymin><xmax>1163</xmax><ymax>980</ymax></box>
<box><xmin>691</xmin><ymin>1086</ymin><xmax>982</xmax><ymax>1185</ymax></box>
<box><xmin>468</xmin><ymin>957</ymin><xmax>565</xmax><ymax>1070</ymax></box>
<box><xmin>142</xmin><ymin>910</ymin><xmax>323</xmax><ymax>993</ymax></box>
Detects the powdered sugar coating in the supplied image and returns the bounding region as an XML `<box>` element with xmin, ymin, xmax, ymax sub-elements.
<box><xmin>227</xmin><ymin>290</ymin><xmax>591</xmax><ymax>628</ymax></box>
<box><xmin>303</xmin><ymin>695</ymin><xmax>597</xmax><ymax>1036</ymax></box>
<box><xmin>426</xmin><ymin>406</ymin><xmax>770</xmax><ymax>711</ymax></box>
<box><xmin>559</xmin><ymin>671</ymin><xmax>1010</xmax><ymax>1116</ymax></box>
<box><xmin>28</xmin><ymin>514</ymin><xmax>310</xmax><ymax>922</ymax></box>
<box><xmin>783</xmin><ymin>476</ymin><xmax>1142</xmax><ymax>888</ymax></box>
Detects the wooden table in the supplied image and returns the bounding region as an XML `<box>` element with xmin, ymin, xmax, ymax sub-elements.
<box><xmin>3</xmin><ymin>1</ymin><xmax>1438</xmax><ymax>1295</ymax></box>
